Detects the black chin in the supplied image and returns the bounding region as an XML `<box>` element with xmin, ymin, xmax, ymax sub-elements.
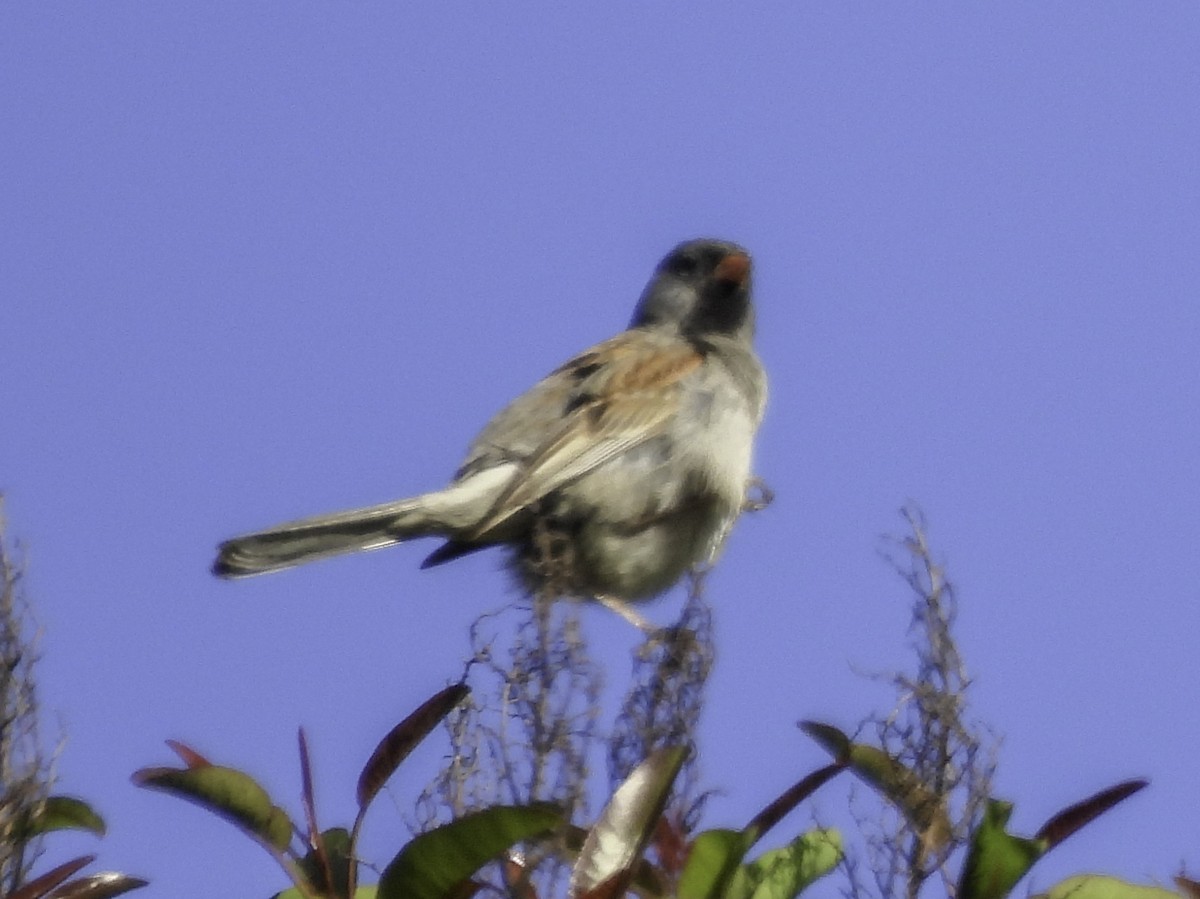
<box><xmin>687</xmin><ymin>282</ymin><xmax>750</xmax><ymax>336</ymax></box>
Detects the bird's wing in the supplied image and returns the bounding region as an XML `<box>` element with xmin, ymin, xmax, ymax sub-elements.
<box><xmin>468</xmin><ymin>330</ymin><xmax>702</xmax><ymax>537</ymax></box>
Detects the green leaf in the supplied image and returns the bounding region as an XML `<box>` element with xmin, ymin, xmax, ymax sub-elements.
<box><xmin>569</xmin><ymin>746</ymin><xmax>688</xmax><ymax>898</ymax></box>
<box><xmin>296</xmin><ymin>827</ymin><xmax>353</xmax><ymax>897</ymax></box>
<box><xmin>728</xmin><ymin>829</ymin><xmax>843</xmax><ymax>899</ymax></box>
<box><xmin>1033</xmin><ymin>875</ymin><xmax>1182</xmax><ymax>899</ymax></box>
<box><xmin>797</xmin><ymin>722</ymin><xmax>851</xmax><ymax>761</ymax></box>
<box><xmin>378</xmin><ymin>803</ymin><xmax>561</xmax><ymax>899</ymax></box>
<box><xmin>800</xmin><ymin>721</ymin><xmax>949</xmax><ymax>854</ymax></box>
<box><xmin>132</xmin><ymin>764</ymin><xmax>294</xmax><ymax>850</ymax></box>
<box><xmin>358</xmin><ymin>683</ymin><xmax>470</xmax><ymax>810</ymax></box>
<box><xmin>20</xmin><ymin>796</ymin><xmax>106</xmax><ymax>839</ymax></box>
<box><xmin>677</xmin><ymin>829</ymin><xmax>753</xmax><ymax>899</ymax></box>
<box><xmin>957</xmin><ymin>799</ymin><xmax>1044</xmax><ymax>899</ymax></box>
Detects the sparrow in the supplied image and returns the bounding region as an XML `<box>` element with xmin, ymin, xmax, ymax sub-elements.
<box><xmin>213</xmin><ymin>238</ymin><xmax>767</xmax><ymax>609</ymax></box>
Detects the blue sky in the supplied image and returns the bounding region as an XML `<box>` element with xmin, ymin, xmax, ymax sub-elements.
<box><xmin>2</xmin><ymin>4</ymin><xmax>1198</xmax><ymax>897</ymax></box>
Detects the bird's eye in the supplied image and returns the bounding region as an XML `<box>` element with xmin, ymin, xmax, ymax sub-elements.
<box><xmin>667</xmin><ymin>254</ymin><xmax>698</xmax><ymax>277</ymax></box>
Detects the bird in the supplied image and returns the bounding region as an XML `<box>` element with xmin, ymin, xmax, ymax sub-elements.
<box><xmin>213</xmin><ymin>238</ymin><xmax>767</xmax><ymax>616</ymax></box>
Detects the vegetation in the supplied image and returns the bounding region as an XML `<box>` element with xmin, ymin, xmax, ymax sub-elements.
<box><xmin>0</xmin><ymin>499</ymin><xmax>144</xmax><ymax>898</ymax></box>
<box><xmin>2</xmin><ymin>497</ymin><xmax>1194</xmax><ymax>897</ymax></box>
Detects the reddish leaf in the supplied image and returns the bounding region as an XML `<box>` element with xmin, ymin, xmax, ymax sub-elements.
<box><xmin>7</xmin><ymin>856</ymin><xmax>95</xmax><ymax>899</ymax></box>
<box><xmin>298</xmin><ymin>728</ymin><xmax>318</xmax><ymax>842</ymax></box>
<box><xmin>295</xmin><ymin>729</ymin><xmax>319</xmax><ymax>840</ymax></box>
<box><xmin>165</xmin><ymin>740</ymin><xmax>210</xmax><ymax>769</ymax></box>
<box><xmin>744</xmin><ymin>763</ymin><xmax>846</xmax><ymax>845</ymax></box>
<box><xmin>297</xmin><ymin>728</ymin><xmax>331</xmax><ymax>891</ymax></box>
<box><xmin>1034</xmin><ymin>779</ymin><xmax>1148</xmax><ymax>848</ymax></box>
<box><xmin>1175</xmin><ymin>875</ymin><xmax>1200</xmax><ymax>899</ymax></box>
<box><xmin>503</xmin><ymin>854</ymin><xmax>539</xmax><ymax>899</ymax></box>
<box><xmin>45</xmin><ymin>872</ymin><xmax>149</xmax><ymax>899</ymax></box>
<box><xmin>575</xmin><ymin>873</ymin><xmax>630</xmax><ymax>899</ymax></box>
<box><xmin>357</xmin><ymin>683</ymin><xmax>469</xmax><ymax>809</ymax></box>
<box><xmin>653</xmin><ymin>815</ymin><xmax>688</xmax><ymax>877</ymax></box>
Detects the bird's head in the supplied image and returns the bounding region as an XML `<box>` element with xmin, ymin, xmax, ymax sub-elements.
<box><xmin>630</xmin><ymin>238</ymin><xmax>755</xmax><ymax>344</ymax></box>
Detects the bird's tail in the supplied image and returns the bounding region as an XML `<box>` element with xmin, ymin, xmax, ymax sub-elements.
<box><xmin>212</xmin><ymin>497</ymin><xmax>436</xmax><ymax>578</ymax></box>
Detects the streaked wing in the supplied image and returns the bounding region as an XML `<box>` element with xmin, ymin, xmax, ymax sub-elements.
<box><xmin>469</xmin><ymin>331</ymin><xmax>701</xmax><ymax>537</ymax></box>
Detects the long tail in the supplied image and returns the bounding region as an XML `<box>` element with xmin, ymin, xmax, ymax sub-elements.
<box><xmin>212</xmin><ymin>497</ymin><xmax>435</xmax><ymax>578</ymax></box>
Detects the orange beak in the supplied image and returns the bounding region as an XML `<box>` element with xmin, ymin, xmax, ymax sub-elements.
<box><xmin>713</xmin><ymin>251</ymin><xmax>751</xmax><ymax>287</ymax></box>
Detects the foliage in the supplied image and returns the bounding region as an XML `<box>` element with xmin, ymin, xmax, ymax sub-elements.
<box><xmin>128</xmin><ymin>686</ymin><xmax>844</xmax><ymax>899</ymax></box>
<box><xmin>0</xmin><ymin>500</ymin><xmax>145</xmax><ymax>898</ymax></box>
<box><xmin>132</xmin><ymin>683</ymin><xmax>572</xmax><ymax>899</ymax></box>
<box><xmin>6</xmin><ymin>489</ymin><xmax>1195</xmax><ymax>897</ymax></box>
<box><xmin>811</xmin><ymin>508</ymin><xmax>1171</xmax><ymax>899</ymax></box>
<box><xmin>130</xmin><ymin>505</ymin><xmax>1193</xmax><ymax>899</ymax></box>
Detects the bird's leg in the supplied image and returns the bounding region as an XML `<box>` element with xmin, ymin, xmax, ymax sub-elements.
<box><xmin>594</xmin><ymin>594</ymin><xmax>657</xmax><ymax>633</ymax></box>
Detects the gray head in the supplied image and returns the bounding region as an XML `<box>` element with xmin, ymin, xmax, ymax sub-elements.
<box><xmin>629</xmin><ymin>238</ymin><xmax>755</xmax><ymax>343</ymax></box>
